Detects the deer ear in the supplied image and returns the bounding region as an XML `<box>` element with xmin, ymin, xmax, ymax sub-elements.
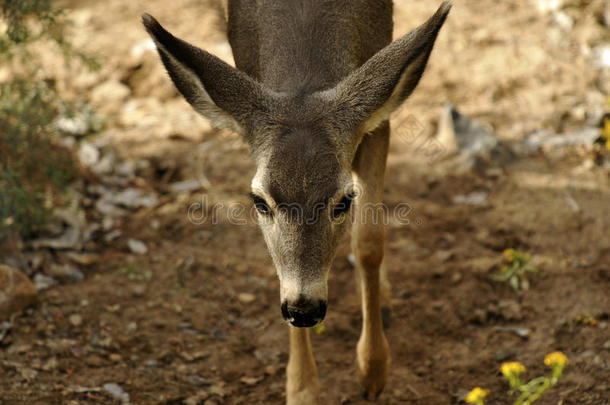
<box><xmin>142</xmin><ymin>13</ymin><xmax>268</xmax><ymax>136</ymax></box>
<box><xmin>324</xmin><ymin>2</ymin><xmax>451</xmax><ymax>137</ymax></box>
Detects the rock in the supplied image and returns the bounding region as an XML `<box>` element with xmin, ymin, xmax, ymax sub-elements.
<box><xmin>48</xmin><ymin>264</ymin><xmax>85</xmax><ymax>283</ymax></box>
<box><xmin>494</xmin><ymin>347</ymin><xmax>517</xmax><ymax>362</ymax></box>
<box><xmin>30</xmin><ymin>227</ymin><xmax>82</xmax><ymax>250</ymax></box>
<box><xmin>169</xmin><ymin>179</ymin><xmax>205</xmax><ymax>194</ymax></box>
<box><xmin>56</xmin><ymin>115</ymin><xmax>90</xmax><ymax>137</ymax></box>
<box><xmin>536</xmin><ymin>0</ymin><xmax>563</xmax><ymax>13</ymax></box>
<box><xmin>437</xmin><ymin>104</ymin><xmax>498</xmax><ymax>157</ymax></box>
<box><xmin>69</xmin><ymin>314</ymin><xmax>83</xmax><ymax>327</ymax></box>
<box><xmin>90</xmin><ymin>81</ymin><xmax>131</xmax><ymax>115</ymax></box>
<box><xmin>91</xmin><ymin>151</ymin><xmax>116</xmax><ymax>175</ymax></box>
<box><xmin>494</xmin><ymin>326</ymin><xmax>531</xmax><ymax>339</ymax></box>
<box><xmin>103</xmin><ymin>382</ymin><xmax>130</xmax><ymax>404</ymax></box>
<box><xmin>592</xmin><ymin>45</ymin><xmax>610</xmax><ymax>69</ymax></box>
<box><xmin>436</xmin><ymin>104</ymin><xmax>513</xmax><ymax>172</ymax></box>
<box><xmin>0</xmin><ymin>321</ymin><xmax>11</xmax><ymax>343</ymax></box>
<box><xmin>65</xmin><ymin>252</ymin><xmax>100</xmax><ymax>266</ymax></box>
<box><xmin>0</xmin><ymin>265</ymin><xmax>38</xmax><ymax>319</ymax></box>
<box><xmin>127</xmin><ymin>239</ymin><xmax>148</xmax><ymax>255</ymax></box>
<box><xmin>238</xmin><ymin>293</ymin><xmax>256</xmax><ymax>304</ymax></box>
<box><xmin>96</xmin><ymin>199</ymin><xmax>128</xmax><ymax>218</ymax></box>
<box><xmin>111</xmin><ymin>188</ymin><xmax>157</xmax><ymax>209</ymax></box>
<box><xmin>77</xmin><ymin>141</ymin><xmax>100</xmax><ymax>167</ymax></box>
<box><xmin>452</xmin><ymin>192</ymin><xmax>488</xmax><ymax>206</ymax></box>
<box><xmin>240</xmin><ymin>375</ymin><xmax>263</xmax><ymax>386</ymax></box>
<box><xmin>524</xmin><ymin>128</ymin><xmax>599</xmax><ymax>151</ymax></box>
<box><xmin>33</xmin><ymin>273</ymin><xmax>57</xmax><ymax>291</ymax></box>
<box><xmin>109</xmin><ymin>353</ymin><xmax>122</xmax><ymax>362</ymax></box>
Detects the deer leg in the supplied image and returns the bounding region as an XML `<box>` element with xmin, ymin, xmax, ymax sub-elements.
<box><xmin>351</xmin><ymin>123</ymin><xmax>391</xmax><ymax>399</ymax></box>
<box><xmin>286</xmin><ymin>326</ymin><xmax>320</xmax><ymax>405</ymax></box>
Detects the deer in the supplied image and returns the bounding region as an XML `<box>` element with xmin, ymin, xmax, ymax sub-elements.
<box><xmin>142</xmin><ymin>1</ymin><xmax>451</xmax><ymax>403</ymax></box>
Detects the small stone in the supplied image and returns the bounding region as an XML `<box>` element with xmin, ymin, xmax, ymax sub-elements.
<box><xmin>104</xmin><ymin>229</ymin><xmax>123</xmax><ymax>243</ymax></box>
<box><xmin>33</xmin><ymin>273</ymin><xmax>57</xmax><ymax>291</ymax></box>
<box><xmin>602</xmin><ymin>340</ymin><xmax>610</xmax><ymax>350</ymax></box>
<box><xmin>169</xmin><ymin>179</ymin><xmax>204</xmax><ymax>193</ymax></box>
<box><xmin>131</xmin><ymin>284</ymin><xmax>147</xmax><ymax>297</ymax></box>
<box><xmin>0</xmin><ymin>321</ymin><xmax>11</xmax><ymax>343</ymax></box>
<box><xmin>69</xmin><ymin>314</ymin><xmax>83</xmax><ymax>327</ymax></box>
<box><xmin>144</xmin><ymin>359</ymin><xmax>158</xmax><ymax>368</ymax></box>
<box><xmin>238</xmin><ymin>293</ymin><xmax>256</xmax><ymax>304</ymax></box>
<box><xmin>41</xmin><ymin>357</ymin><xmax>58</xmax><ymax>371</ymax></box>
<box><xmin>109</xmin><ymin>353</ymin><xmax>122</xmax><ymax>362</ymax></box>
<box><xmin>264</xmin><ymin>365</ymin><xmax>279</xmax><ymax>376</ymax></box>
<box><xmin>452</xmin><ymin>192</ymin><xmax>488</xmax><ymax>205</ymax></box>
<box><xmin>0</xmin><ymin>265</ymin><xmax>38</xmax><ymax>319</ymax></box>
<box><xmin>77</xmin><ymin>142</ymin><xmax>100</xmax><ymax>167</ymax></box>
<box><xmin>240</xmin><ymin>375</ymin><xmax>263</xmax><ymax>385</ymax></box>
<box><xmin>102</xmin><ymin>382</ymin><xmax>130</xmax><ymax>404</ymax></box>
<box><xmin>127</xmin><ymin>239</ymin><xmax>148</xmax><ymax>255</ymax></box>
<box><xmin>112</xmin><ymin>188</ymin><xmax>158</xmax><ymax>209</ymax></box>
<box><xmin>437</xmin><ymin>104</ymin><xmax>498</xmax><ymax>157</ymax></box>
<box><xmin>184</xmin><ymin>391</ymin><xmax>211</xmax><ymax>405</ymax></box>
<box><xmin>48</xmin><ymin>264</ymin><xmax>84</xmax><ymax>283</ymax></box>
<box><xmin>66</xmin><ymin>252</ymin><xmax>100</xmax><ymax>266</ymax></box>
<box><xmin>494</xmin><ymin>347</ymin><xmax>517</xmax><ymax>362</ymax></box>
<box><xmin>434</xmin><ymin>250</ymin><xmax>454</xmax><ymax>262</ymax></box>
<box><xmin>494</xmin><ymin>326</ymin><xmax>531</xmax><ymax>339</ymax></box>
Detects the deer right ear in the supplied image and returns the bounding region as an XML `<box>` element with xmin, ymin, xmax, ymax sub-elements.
<box><xmin>142</xmin><ymin>13</ymin><xmax>268</xmax><ymax>136</ymax></box>
<box><xmin>320</xmin><ymin>2</ymin><xmax>451</xmax><ymax>145</ymax></box>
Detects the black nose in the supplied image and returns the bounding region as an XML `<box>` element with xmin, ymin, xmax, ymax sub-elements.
<box><xmin>281</xmin><ymin>298</ymin><xmax>327</xmax><ymax>328</ymax></box>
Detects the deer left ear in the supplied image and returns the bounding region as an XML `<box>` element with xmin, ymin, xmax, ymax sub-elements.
<box><xmin>142</xmin><ymin>13</ymin><xmax>272</xmax><ymax>139</ymax></box>
<box><xmin>322</xmin><ymin>2</ymin><xmax>451</xmax><ymax>138</ymax></box>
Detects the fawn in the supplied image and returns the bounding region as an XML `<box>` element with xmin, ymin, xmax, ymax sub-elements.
<box><xmin>143</xmin><ymin>1</ymin><xmax>450</xmax><ymax>403</ymax></box>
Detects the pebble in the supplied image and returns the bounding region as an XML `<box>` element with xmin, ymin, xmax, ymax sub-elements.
<box><xmin>238</xmin><ymin>293</ymin><xmax>256</xmax><ymax>304</ymax></box>
<box><xmin>127</xmin><ymin>239</ymin><xmax>148</xmax><ymax>255</ymax></box>
<box><xmin>69</xmin><ymin>314</ymin><xmax>83</xmax><ymax>327</ymax></box>
<box><xmin>103</xmin><ymin>382</ymin><xmax>130</xmax><ymax>404</ymax></box>
<box><xmin>33</xmin><ymin>273</ymin><xmax>57</xmax><ymax>291</ymax></box>
<box><xmin>77</xmin><ymin>141</ymin><xmax>100</xmax><ymax>167</ymax></box>
<box><xmin>452</xmin><ymin>192</ymin><xmax>488</xmax><ymax>206</ymax></box>
<box><xmin>494</xmin><ymin>347</ymin><xmax>517</xmax><ymax>362</ymax></box>
<box><xmin>49</xmin><ymin>264</ymin><xmax>85</xmax><ymax>283</ymax></box>
<box><xmin>109</xmin><ymin>353</ymin><xmax>122</xmax><ymax>362</ymax></box>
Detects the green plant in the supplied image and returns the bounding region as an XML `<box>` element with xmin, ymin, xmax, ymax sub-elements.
<box><xmin>492</xmin><ymin>249</ymin><xmax>538</xmax><ymax>291</ymax></box>
<box><xmin>0</xmin><ymin>0</ymin><xmax>97</xmax><ymax>240</ymax></box>
<box><xmin>466</xmin><ymin>352</ymin><xmax>569</xmax><ymax>405</ymax></box>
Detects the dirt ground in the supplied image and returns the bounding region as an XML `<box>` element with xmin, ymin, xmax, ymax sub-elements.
<box><xmin>1</xmin><ymin>0</ymin><xmax>609</xmax><ymax>404</ymax></box>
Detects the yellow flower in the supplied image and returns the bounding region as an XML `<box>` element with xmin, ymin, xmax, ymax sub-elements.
<box><xmin>503</xmin><ymin>248</ymin><xmax>516</xmax><ymax>263</ymax></box>
<box><xmin>500</xmin><ymin>362</ymin><xmax>526</xmax><ymax>378</ymax></box>
<box><xmin>544</xmin><ymin>352</ymin><xmax>568</xmax><ymax>368</ymax></box>
<box><xmin>466</xmin><ymin>387</ymin><xmax>489</xmax><ymax>403</ymax></box>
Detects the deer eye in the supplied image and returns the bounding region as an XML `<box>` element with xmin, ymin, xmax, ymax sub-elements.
<box><xmin>332</xmin><ymin>192</ymin><xmax>355</xmax><ymax>219</ymax></box>
<box><xmin>250</xmin><ymin>193</ymin><xmax>272</xmax><ymax>216</ymax></box>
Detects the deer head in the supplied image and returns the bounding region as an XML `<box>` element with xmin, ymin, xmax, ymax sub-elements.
<box><xmin>143</xmin><ymin>3</ymin><xmax>450</xmax><ymax>327</ymax></box>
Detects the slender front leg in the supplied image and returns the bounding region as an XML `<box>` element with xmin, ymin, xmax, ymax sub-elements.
<box><xmin>286</xmin><ymin>326</ymin><xmax>320</xmax><ymax>405</ymax></box>
<box><xmin>351</xmin><ymin>124</ymin><xmax>391</xmax><ymax>399</ymax></box>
